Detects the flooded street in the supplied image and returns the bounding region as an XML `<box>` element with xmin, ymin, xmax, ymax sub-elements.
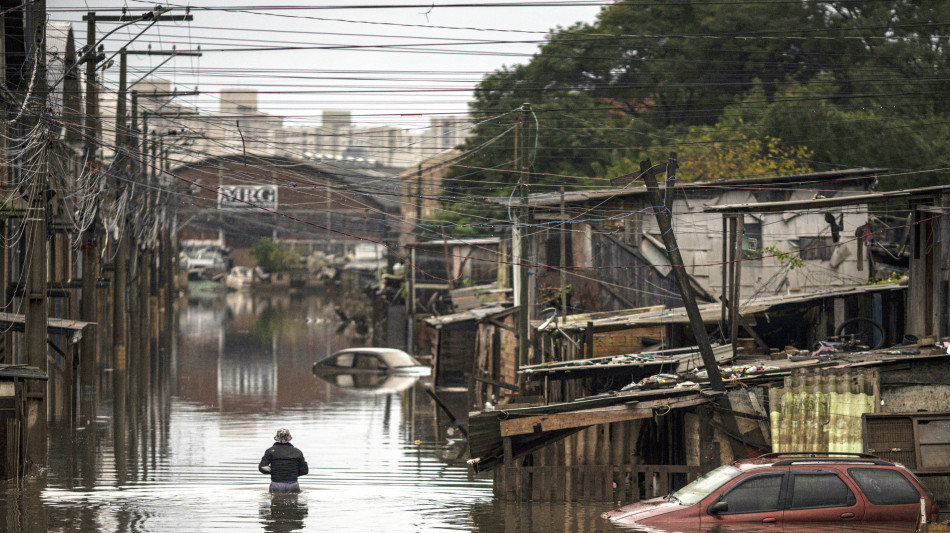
<box><xmin>0</xmin><ymin>288</ymin><xmax>932</xmax><ymax>532</ymax></box>
<box><xmin>1</xmin><ymin>289</ymin><xmax>619</xmax><ymax>532</ymax></box>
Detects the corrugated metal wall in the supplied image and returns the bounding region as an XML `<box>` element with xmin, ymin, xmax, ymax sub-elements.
<box><xmin>769</xmin><ymin>367</ymin><xmax>879</xmax><ymax>453</ymax></box>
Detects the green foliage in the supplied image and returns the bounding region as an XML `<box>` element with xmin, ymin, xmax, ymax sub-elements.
<box><xmin>436</xmin><ymin>0</ymin><xmax>950</xmax><ymax>230</ymax></box>
<box><xmin>749</xmin><ymin>246</ymin><xmax>806</xmax><ymax>270</ymax></box>
<box><xmin>250</xmin><ymin>307</ymin><xmax>295</xmax><ymax>345</ymax></box>
<box><xmin>249</xmin><ymin>239</ymin><xmax>302</xmax><ymax>272</ymax></box>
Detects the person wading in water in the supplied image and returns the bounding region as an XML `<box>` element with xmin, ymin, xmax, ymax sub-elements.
<box><xmin>259</xmin><ymin>428</ymin><xmax>309</xmax><ymax>493</ymax></box>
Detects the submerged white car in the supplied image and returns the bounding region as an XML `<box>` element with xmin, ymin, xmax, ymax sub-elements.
<box><xmin>312</xmin><ymin>348</ymin><xmax>431</xmax><ymax>376</ymax></box>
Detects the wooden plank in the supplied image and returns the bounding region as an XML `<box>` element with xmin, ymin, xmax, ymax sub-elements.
<box><xmin>503</xmin><ymin>437</ymin><xmax>514</xmax><ymax>500</ymax></box>
<box><xmin>500</xmin><ymin>396</ymin><xmax>709</xmax><ymax>437</ymax></box>
<box><xmin>620</xmin><ymin>464</ymin><xmax>699</xmax><ymax>474</ymax></box>
<box><xmin>564</xmin><ymin>433</ymin><xmax>573</xmax><ymax>502</ymax></box>
<box><xmin>631</xmin><ymin>462</ymin><xmax>641</xmax><ymax>502</ymax></box>
<box><xmin>530</xmin><ymin>465</ymin><xmax>540</xmax><ymax>501</ymax></box>
<box><xmin>583</xmin><ymin>465</ymin><xmax>593</xmax><ymax>502</ymax></box>
<box><xmin>591</xmin><ymin>326</ymin><xmax>666</xmax><ymax>357</ymax></box>
<box><xmin>555</xmin><ymin>461</ymin><xmax>565</xmax><ymax>501</ymax></box>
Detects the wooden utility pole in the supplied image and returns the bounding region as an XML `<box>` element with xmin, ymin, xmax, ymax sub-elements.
<box><xmin>415</xmin><ymin>163</ymin><xmax>423</xmax><ymax>240</ymax></box>
<box><xmin>640</xmin><ymin>155</ymin><xmax>724</xmax><ymax>390</ymax></box>
<box><xmin>62</xmin><ymin>28</ymin><xmax>82</xmax><ymax>145</ymax></box>
<box><xmin>516</xmin><ymin>103</ymin><xmax>532</xmax><ymax>371</ymax></box>
<box><xmin>407</xmin><ymin>248</ymin><xmax>416</xmax><ymax>353</ymax></box>
<box><xmin>24</xmin><ymin>0</ymin><xmax>49</xmax><ymax>471</ymax></box>
<box><xmin>116</xmin><ymin>48</ymin><xmax>127</xmax><ymax>153</ymax></box>
<box><xmin>730</xmin><ymin>215</ymin><xmax>744</xmax><ymax>357</ymax></box>
<box><xmin>559</xmin><ymin>187</ymin><xmax>567</xmax><ymax>317</ymax></box>
<box><xmin>80</xmin><ymin>13</ymin><xmax>104</xmax><ymax>432</ymax></box>
<box><xmin>641</xmin><ymin>155</ymin><xmax>746</xmax><ymax>459</ymax></box>
<box><xmin>112</xmin><ymin>44</ymin><xmax>130</xmax><ymax>436</ymax></box>
<box><xmin>84</xmin><ymin>13</ymin><xmax>99</xmax><ymax>158</ymax></box>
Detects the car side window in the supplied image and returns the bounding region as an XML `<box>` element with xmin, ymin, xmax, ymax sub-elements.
<box><xmin>789</xmin><ymin>470</ymin><xmax>856</xmax><ymax>509</ymax></box>
<box><xmin>848</xmin><ymin>468</ymin><xmax>920</xmax><ymax>505</ymax></box>
<box><xmin>332</xmin><ymin>353</ymin><xmax>355</xmax><ymax>367</ymax></box>
<box><xmin>717</xmin><ymin>473</ymin><xmax>784</xmax><ymax>514</ymax></box>
<box><xmin>354</xmin><ymin>354</ymin><xmax>383</xmax><ymax>370</ymax></box>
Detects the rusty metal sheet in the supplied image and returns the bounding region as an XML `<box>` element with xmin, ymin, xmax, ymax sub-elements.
<box><xmin>769</xmin><ymin>367</ymin><xmax>878</xmax><ymax>453</ymax></box>
<box><xmin>592</xmin><ymin>326</ymin><xmax>666</xmax><ymax>357</ymax></box>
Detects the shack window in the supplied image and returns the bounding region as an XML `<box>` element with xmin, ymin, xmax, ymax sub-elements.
<box><xmin>742</xmin><ymin>222</ymin><xmax>763</xmax><ymax>260</ymax></box>
<box><xmin>799</xmin><ymin>236</ymin><xmax>834</xmax><ymax>261</ymax></box>
<box><xmin>848</xmin><ymin>468</ymin><xmax>919</xmax><ymax>505</ymax></box>
<box><xmin>789</xmin><ymin>471</ymin><xmax>855</xmax><ymax>509</ymax></box>
<box><xmin>718</xmin><ymin>473</ymin><xmax>784</xmax><ymax>514</ymax></box>
<box><xmin>545</xmin><ymin>227</ymin><xmax>573</xmax><ymax>267</ymax></box>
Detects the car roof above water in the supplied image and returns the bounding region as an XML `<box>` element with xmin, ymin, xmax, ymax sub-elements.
<box><xmin>731</xmin><ymin>452</ymin><xmax>901</xmax><ymax>472</ymax></box>
<box><xmin>331</xmin><ymin>348</ymin><xmax>422</xmax><ymax>366</ymax></box>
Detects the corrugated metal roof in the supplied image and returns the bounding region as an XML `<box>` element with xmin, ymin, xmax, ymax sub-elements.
<box><xmin>0</xmin><ymin>312</ymin><xmax>93</xmax><ymax>336</ymax></box>
<box><xmin>706</xmin><ymin>183</ymin><xmax>950</xmax><ymax>214</ymax></box>
<box><xmin>423</xmin><ymin>305</ymin><xmax>508</xmax><ymax>327</ymax></box>
<box><xmin>406</xmin><ymin>237</ymin><xmax>501</xmax><ymax>249</ymax></box>
<box><xmin>0</xmin><ymin>365</ymin><xmax>48</xmax><ymax>381</ymax></box>
<box><xmin>542</xmin><ymin>284</ymin><xmax>904</xmax><ymax>331</ymax></box>
<box><xmin>489</xmin><ymin>168</ymin><xmax>882</xmax><ymax>208</ymax></box>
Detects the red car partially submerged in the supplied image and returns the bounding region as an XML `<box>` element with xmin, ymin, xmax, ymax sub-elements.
<box><xmin>603</xmin><ymin>452</ymin><xmax>938</xmax><ymax>529</ymax></box>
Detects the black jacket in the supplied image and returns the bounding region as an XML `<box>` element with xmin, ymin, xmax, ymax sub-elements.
<box><xmin>259</xmin><ymin>442</ymin><xmax>309</xmax><ymax>482</ymax></box>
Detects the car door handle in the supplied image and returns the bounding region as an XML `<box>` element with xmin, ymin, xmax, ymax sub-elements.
<box><xmin>762</xmin><ymin>518</ymin><xmax>777</xmax><ymax>523</ymax></box>
<box><xmin>840</xmin><ymin>512</ymin><xmax>855</xmax><ymax>519</ymax></box>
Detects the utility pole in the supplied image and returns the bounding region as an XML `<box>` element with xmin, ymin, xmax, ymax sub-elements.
<box><xmin>641</xmin><ymin>155</ymin><xmax>747</xmax><ymax>459</ymax></box>
<box><xmin>79</xmin><ymin>12</ymin><xmax>105</xmax><ymax>432</ymax></box>
<box><xmin>516</xmin><ymin>103</ymin><xmax>532</xmax><ymax>372</ymax></box>
<box><xmin>84</xmin><ymin>13</ymin><xmax>99</xmax><ymax>159</ymax></box>
<box><xmin>24</xmin><ymin>0</ymin><xmax>49</xmax><ymax>471</ymax></box>
<box><xmin>407</xmin><ymin>248</ymin><xmax>416</xmax><ymax>353</ymax></box>
<box><xmin>116</xmin><ymin>48</ymin><xmax>127</xmax><ymax>154</ymax></box>
<box><xmin>641</xmin><ymin>156</ymin><xmax>724</xmax><ymax>390</ymax></box>
<box><xmin>130</xmin><ymin>90</ymin><xmax>138</xmax><ymax>175</ymax></box>
<box><xmin>112</xmin><ymin>40</ymin><xmax>133</xmax><ymax>440</ymax></box>
<box><xmin>559</xmin><ymin>186</ymin><xmax>567</xmax><ymax>318</ymax></box>
<box><xmin>62</xmin><ymin>28</ymin><xmax>82</xmax><ymax>145</ymax></box>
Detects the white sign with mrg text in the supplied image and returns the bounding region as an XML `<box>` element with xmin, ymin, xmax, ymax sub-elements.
<box><xmin>217</xmin><ymin>185</ymin><xmax>278</xmax><ymax>210</ymax></box>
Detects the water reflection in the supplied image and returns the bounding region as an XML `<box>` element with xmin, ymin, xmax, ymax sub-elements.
<box><xmin>259</xmin><ymin>493</ymin><xmax>309</xmax><ymax>533</ymax></box>
<box><xmin>0</xmin><ymin>288</ymin><xmax>939</xmax><ymax>532</ymax></box>
<box><xmin>315</xmin><ymin>371</ymin><xmax>420</xmax><ymax>394</ymax></box>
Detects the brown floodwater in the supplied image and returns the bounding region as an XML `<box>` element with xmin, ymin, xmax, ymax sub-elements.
<box><xmin>0</xmin><ymin>289</ymin><xmax>935</xmax><ymax>532</ymax></box>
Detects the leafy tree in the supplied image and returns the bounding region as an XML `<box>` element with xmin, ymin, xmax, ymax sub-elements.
<box><xmin>435</xmin><ymin>0</ymin><xmax>950</xmax><ymax>231</ymax></box>
<box><xmin>250</xmin><ymin>239</ymin><xmax>301</xmax><ymax>272</ymax></box>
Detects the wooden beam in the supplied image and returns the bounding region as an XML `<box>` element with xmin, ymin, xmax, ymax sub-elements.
<box><xmin>499</xmin><ymin>395</ymin><xmax>709</xmax><ymax>437</ymax></box>
<box><xmin>473</xmin><ymin>375</ymin><xmax>520</xmax><ymax>391</ymax></box>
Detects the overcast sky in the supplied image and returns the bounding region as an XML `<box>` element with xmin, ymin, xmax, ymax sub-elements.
<box><xmin>50</xmin><ymin>1</ymin><xmax>607</xmax><ymax>129</ymax></box>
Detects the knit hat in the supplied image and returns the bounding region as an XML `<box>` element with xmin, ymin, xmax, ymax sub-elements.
<box><xmin>275</xmin><ymin>428</ymin><xmax>292</xmax><ymax>443</ymax></box>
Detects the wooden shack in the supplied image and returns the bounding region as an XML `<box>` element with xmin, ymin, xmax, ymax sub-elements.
<box><xmin>0</xmin><ymin>365</ymin><xmax>48</xmax><ymax>478</ymax></box>
<box><xmin>707</xmin><ymin>184</ymin><xmax>950</xmax><ymax>344</ymax></box>
<box><xmin>526</xmin><ymin>284</ymin><xmax>905</xmax><ymax>403</ymax></box>
<box><xmin>423</xmin><ymin>306</ymin><xmax>520</xmax><ymax>411</ymax></box>
<box><xmin>471</xmin><ymin>346</ymin><xmax>950</xmax><ymax>505</ymax></box>
<box><xmin>500</xmin><ymin>169</ymin><xmax>880</xmax><ymax>314</ymax></box>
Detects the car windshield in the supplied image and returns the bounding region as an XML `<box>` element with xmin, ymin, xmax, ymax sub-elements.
<box><xmin>669</xmin><ymin>465</ymin><xmax>743</xmax><ymax>506</ymax></box>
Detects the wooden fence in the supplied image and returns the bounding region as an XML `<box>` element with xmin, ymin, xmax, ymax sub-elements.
<box><xmin>494</xmin><ymin>463</ymin><xmax>704</xmax><ymax>502</ymax></box>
